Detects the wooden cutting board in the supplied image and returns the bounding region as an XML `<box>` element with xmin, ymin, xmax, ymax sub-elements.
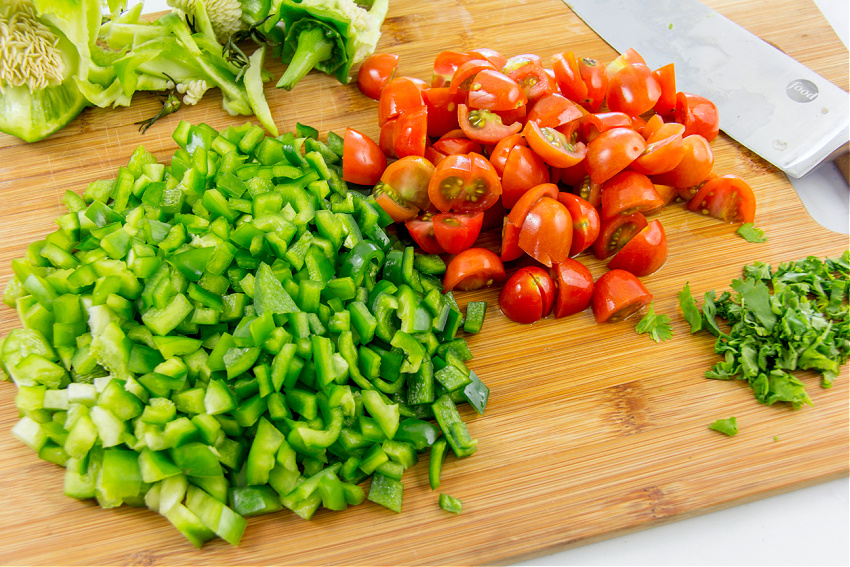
<box><xmin>0</xmin><ymin>0</ymin><xmax>847</xmax><ymax>564</ymax></box>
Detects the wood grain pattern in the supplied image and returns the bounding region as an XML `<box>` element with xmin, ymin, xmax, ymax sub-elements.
<box><xmin>0</xmin><ymin>0</ymin><xmax>847</xmax><ymax>565</ymax></box>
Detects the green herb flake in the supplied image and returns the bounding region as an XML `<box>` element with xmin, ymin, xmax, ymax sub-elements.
<box><xmin>709</xmin><ymin>416</ymin><xmax>738</xmax><ymax>436</ymax></box>
<box><xmin>636</xmin><ymin>301</ymin><xmax>673</xmax><ymax>343</ymax></box>
<box><xmin>678</xmin><ymin>282</ymin><xmax>702</xmax><ymax>333</ymax></box>
<box><xmin>737</xmin><ymin>223</ymin><xmax>768</xmax><ymax>243</ymax></box>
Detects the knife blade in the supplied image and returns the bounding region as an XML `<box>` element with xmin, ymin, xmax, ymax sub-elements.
<box><xmin>564</xmin><ymin>0</ymin><xmax>849</xmax><ymax>179</ymax></box>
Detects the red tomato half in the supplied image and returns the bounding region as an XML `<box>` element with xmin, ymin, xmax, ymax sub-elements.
<box><xmin>506</xmin><ymin>182</ymin><xmax>560</xmax><ymax>228</ymax></box>
<box><xmin>422</xmin><ymin>87</ymin><xmax>464</xmax><ymax>138</ymax></box>
<box><xmin>651</xmin><ymin>134</ymin><xmax>713</xmax><ymax>188</ymax></box>
<box><xmin>586</xmin><ymin>127</ymin><xmax>646</xmax><ymax>185</ymax></box>
<box><xmin>592</xmin><ymin>211</ymin><xmax>648</xmax><ymax>260</ymax></box>
<box><xmin>428</xmin><ymin>152</ymin><xmax>502</xmax><ymax>212</ymax></box>
<box><xmin>607</xmin><ymin>219</ymin><xmax>668</xmax><ymax>276</ymax></box>
<box><xmin>467</xmin><ymin>69</ymin><xmax>527</xmax><ymax>111</ymax></box>
<box><xmin>432</xmin><ymin>51</ymin><xmax>474</xmax><ymax>88</ymax></box>
<box><xmin>468</xmin><ymin>47</ymin><xmax>507</xmax><ymax>69</ymax></box>
<box><xmin>342</xmin><ymin>128</ymin><xmax>386</xmax><ymax>186</ymax></box>
<box><xmin>506</xmin><ymin>60</ymin><xmax>556</xmax><ymax>104</ymax></box>
<box><xmin>433</xmin><ymin>211</ymin><xmax>484</xmax><ymax>255</ymax></box>
<box><xmin>499</xmin><ymin>266</ymin><xmax>556</xmax><ymax>323</ymax></box>
<box><xmin>501</xmin><ymin>145</ymin><xmax>551</xmax><ymax>209</ymax></box>
<box><xmin>500</xmin><ymin>216</ymin><xmax>524</xmax><ymax>262</ymax></box>
<box><xmin>378</xmin><ymin>155</ymin><xmax>435</xmax><ymax>210</ymax></box>
<box><xmin>580</xmin><ymin>112</ymin><xmax>633</xmax><ymax>143</ymax></box>
<box><xmin>600</xmin><ymin>171</ymin><xmax>664</xmax><ymax>219</ymax></box>
<box><xmin>458</xmin><ymin>104</ymin><xmax>523</xmax><ymax>144</ymax></box>
<box><xmin>432</xmin><ymin>136</ymin><xmax>482</xmax><ymax>156</ymax></box>
<box><xmin>405</xmin><ymin>212</ymin><xmax>445</xmax><ymax>254</ymax></box>
<box><xmin>443</xmin><ymin>248</ymin><xmax>506</xmax><ymax>292</ymax></box>
<box><xmin>357</xmin><ymin>53</ymin><xmax>399</xmax><ymax>100</ymax></box>
<box><xmin>551</xmin><ymin>258</ymin><xmax>594</xmax><ymax>318</ymax></box>
<box><xmin>393</xmin><ymin>105</ymin><xmax>428</xmax><ymax>158</ymax></box>
<box><xmin>629</xmin><ymin>122</ymin><xmax>685</xmax><ymax>176</ymax></box>
<box><xmin>523</xmin><ymin>120</ymin><xmax>587</xmax><ymax>168</ymax></box>
<box><xmin>489</xmin><ymin>134</ymin><xmax>526</xmax><ymax>177</ymax></box>
<box><xmin>577</xmin><ymin>57</ymin><xmax>608</xmax><ymax>112</ymax></box>
<box><xmin>518</xmin><ymin>196</ymin><xmax>573</xmax><ymax>268</ymax></box>
<box><xmin>551</xmin><ymin>52</ymin><xmax>587</xmax><ymax>102</ymax></box>
<box><xmin>591</xmin><ymin>269</ymin><xmax>653</xmax><ymax>323</ymax></box>
<box><xmin>378</xmin><ymin>77</ymin><xmax>424</xmax><ymax>127</ymax></box>
<box><xmin>526</xmin><ymin>93</ymin><xmax>583</xmax><ymax>128</ymax></box>
<box><xmin>675</xmin><ymin>92</ymin><xmax>720</xmax><ymax>142</ymax></box>
<box><xmin>687</xmin><ymin>174</ymin><xmax>756</xmax><ymax>224</ymax></box>
<box><xmin>652</xmin><ymin>63</ymin><xmax>677</xmax><ymax>117</ymax></box>
<box><xmin>449</xmin><ymin>59</ymin><xmax>498</xmax><ymax>94</ymax></box>
<box><xmin>557</xmin><ymin>192</ymin><xmax>600</xmax><ymax>256</ymax></box>
<box><xmin>606</xmin><ymin>63</ymin><xmax>661</xmax><ymax>117</ymax></box>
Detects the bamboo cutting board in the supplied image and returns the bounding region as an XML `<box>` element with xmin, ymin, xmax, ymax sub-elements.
<box><xmin>0</xmin><ymin>0</ymin><xmax>847</xmax><ymax>564</ymax></box>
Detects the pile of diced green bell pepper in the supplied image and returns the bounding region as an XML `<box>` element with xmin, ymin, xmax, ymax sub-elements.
<box><xmin>0</xmin><ymin>119</ymin><xmax>489</xmax><ymax>548</ymax></box>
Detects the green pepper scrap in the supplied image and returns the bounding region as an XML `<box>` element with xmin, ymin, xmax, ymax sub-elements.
<box><xmin>0</xmin><ymin>119</ymin><xmax>491</xmax><ymax>549</ymax></box>
<box><xmin>275</xmin><ymin>0</ymin><xmax>389</xmax><ymax>90</ymax></box>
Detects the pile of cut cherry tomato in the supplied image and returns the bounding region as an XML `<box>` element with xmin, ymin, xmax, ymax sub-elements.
<box><xmin>343</xmin><ymin>46</ymin><xmax>758</xmax><ymax>325</ymax></box>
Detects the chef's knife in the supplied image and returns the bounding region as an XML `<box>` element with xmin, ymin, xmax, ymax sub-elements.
<box><xmin>564</xmin><ymin>0</ymin><xmax>849</xmax><ymax>179</ymax></box>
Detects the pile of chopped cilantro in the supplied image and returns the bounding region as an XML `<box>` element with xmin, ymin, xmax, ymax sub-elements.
<box><xmin>679</xmin><ymin>251</ymin><xmax>850</xmax><ymax>409</ymax></box>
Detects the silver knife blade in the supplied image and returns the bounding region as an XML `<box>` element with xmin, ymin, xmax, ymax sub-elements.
<box><xmin>564</xmin><ymin>0</ymin><xmax>849</xmax><ymax>179</ymax></box>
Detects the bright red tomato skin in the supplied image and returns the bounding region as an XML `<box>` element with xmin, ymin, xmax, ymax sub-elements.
<box><xmin>518</xmin><ymin>197</ymin><xmax>573</xmax><ymax>268</ymax></box>
<box><xmin>591</xmin><ymin>269</ymin><xmax>653</xmax><ymax>323</ymax></box>
<box><xmin>489</xmin><ymin>134</ymin><xmax>526</xmax><ymax>177</ymax></box>
<box><xmin>600</xmin><ymin>170</ymin><xmax>664</xmax><ymax>219</ymax></box>
<box><xmin>592</xmin><ymin>211</ymin><xmax>648</xmax><ymax>260</ymax></box>
<box><xmin>501</xmin><ymin>145</ymin><xmax>551</xmax><ymax>209</ymax></box>
<box><xmin>580</xmin><ymin>112</ymin><xmax>633</xmax><ymax>143</ymax></box>
<box><xmin>630</xmin><ymin>122</ymin><xmax>686</xmax><ymax>176</ymax></box>
<box><xmin>551</xmin><ymin>52</ymin><xmax>587</xmax><ymax>103</ymax></box>
<box><xmin>523</xmin><ymin>120</ymin><xmax>587</xmax><ymax>168</ymax></box>
<box><xmin>499</xmin><ymin>266</ymin><xmax>556</xmax><ymax>324</ymax></box>
<box><xmin>586</xmin><ymin>127</ymin><xmax>646</xmax><ymax>185</ymax></box>
<box><xmin>526</xmin><ymin>93</ymin><xmax>583</xmax><ymax>128</ymax></box>
<box><xmin>342</xmin><ymin>128</ymin><xmax>387</xmax><ymax>186</ymax></box>
<box><xmin>393</xmin><ymin>105</ymin><xmax>428</xmax><ymax>158</ymax></box>
<box><xmin>651</xmin><ymin>134</ymin><xmax>713</xmax><ymax>188</ymax></box>
<box><xmin>606</xmin><ymin>219</ymin><xmax>668</xmax><ymax>276</ymax></box>
<box><xmin>557</xmin><ymin>192</ymin><xmax>600</xmax><ymax>256</ymax></box>
<box><xmin>357</xmin><ymin>53</ymin><xmax>399</xmax><ymax>100</ymax></box>
<box><xmin>551</xmin><ymin>258</ymin><xmax>594</xmax><ymax>318</ymax></box>
<box><xmin>500</xmin><ymin>216</ymin><xmax>524</xmax><ymax>262</ymax></box>
<box><xmin>432</xmin><ymin>211</ymin><xmax>484</xmax><ymax>255</ymax></box>
<box><xmin>422</xmin><ymin>87</ymin><xmax>464</xmax><ymax>138</ymax></box>
<box><xmin>652</xmin><ymin>63</ymin><xmax>677</xmax><ymax>117</ymax></box>
<box><xmin>687</xmin><ymin>174</ymin><xmax>757</xmax><ymax>224</ymax></box>
<box><xmin>405</xmin><ymin>213</ymin><xmax>445</xmax><ymax>254</ymax></box>
<box><xmin>675</xmin><ymin>92</ymin><xmax>720</xmax><ymax>142</ymax></box>
<box><xmin>443</xmin><ymin>248</ymin><xmax>506</xmax><ymax>292</ymax></box>
<box><xmin>449</xmin><ymin>59</ymin><xmax>498</xmax><ymax>94</ymax></box>
<box><xmin>428</xmin><ymin>152</ymin><xmax>502</xmax><ymax>212</ymax></box>
<box><xmin>606</xmin><ymin>63</ymin><xmax>661</xmax><ymax>117</ymax></box>
<box><xmin>506</xmin><ymin>182</ymin><xmax>559</xmax><ymax>228</ymax></box>
<box><xmin>467</xmin><ymin>69</ymin><xmax>527</xmax><ymax>111</ymax></box>
<box><xmin>378</xmin><ymin>77</ymin><xmax>424</xmax><ymax>127</ymax></box>
<box><xmin>432</xmin><ymin>51</ymin><xmax>474</xmax><ymax>88</ymax></box>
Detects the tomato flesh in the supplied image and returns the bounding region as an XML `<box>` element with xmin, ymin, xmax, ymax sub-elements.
<box><xmin>499</xmin><ymin>266</ymin><xmax>556</xmax><ymax>324</ymax></box>
<box><xmin>592</xmin><ymin>211</ymin><xmax>648</xmax><ymax>260</ymax></box>
<box><xmin>458</xmin><ymin>104</ymin><xmax>523</xmax><ymax>144</ymax></box>
<box><xmin>357</xmin><ymin>53</ymin><xmax>399</xmax><ymax>101</ymax></box>
<box><xmin>428</xmin><ymin>152</ymin><xmax>502</xmax><ymax>212</ymax></box>
<box><xmin>443</xmin><ymin>247</ymin><xmax>506</xmax><ymax>292</ymax></box>
<box><xmin>651</xmin><ymin>134</ymin><xmax>713</xmax><ymax>188</ymax></box>
<box><xmin>557</xmin><ymin>192</ymin><xmax>600</xmax><ymax>256</ymax></box>
<box><xmin>518</xmin><ymin>196</ymin><xmax>573</xmax><ymax>268</ymax></box>
<box><xmin>586</xmin><ymin>127</ymin><xmax>646</xmax><ymax>185</ymax></box>
<box><xmin>675</xmin><ymin>92</ymin><xmax>720</xmax><ymax>142</ymax></box>
<box><xmin>606</xmin><ymin>219</ymin><xmax>668</xmax><ymax>276</ymax></box>
<box><xmin>523</xmin><ymin>120</ymin><xmax>587</xmax><ymax>168</ymax></box>
<box><xmin>687</xmin><ymin>174</ymin><xmax>756</xmax><ymax>224</ymax></box>
<box><xmin>342</xmin><ymin>128</ymin><xmax>387</xmax><ymax>186</ymax></box>
<box><xmin>433</xmin><ymin>211</ymin><xmax>484</xmax><ymax>255</ymax></box>
<box><xmin>552</xmin><ymin>258</ymin><xmax>594</xmax><ymax>318</ymax></box>
<box><xmin>378</xmin><ymin>77</ymin><xmax>424</xmax><ymax>127</ymax></box>
<box><xmin>600</xmin><ymin>170</ymin><xmax>664</xmax><ymax>219</ymax></box>
<box><xmin>591</xmin><ymin>269</ymin><xmax>653</xmax><ymax>323</ymax></box>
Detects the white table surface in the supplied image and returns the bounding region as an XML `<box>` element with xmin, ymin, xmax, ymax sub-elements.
<box><xmin>134</xmin><ymin>1</ymin><xmax>850</xmax><ymax>564</ymax></box>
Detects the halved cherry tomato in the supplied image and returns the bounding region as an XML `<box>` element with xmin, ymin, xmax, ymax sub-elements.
<box><xmin>393</xmin><ymin>105</ymin><xmax>428</xmax><ymax>158</ymax></box>
<box><xmin>686</xmin><ymin>174</ymin><xmax>756</xmax><ymax>224</ymax></box>
<box><xmin>551</xmin><ymin>52</ymin><xmax>585</xmax><ymax>100</ymax></box>
<box><xmin>641</xmin><ymin>114</ymin><xmax>666</xmax><ymax>141</ymax></box>
<box><xmin>586</xmin><ymin>127</ymin><xmax>646</xmax><ymax>184</ymax></box>
<box><xmin>357</xmin><ymin>53</ymin><xmax>399</xmax><ymax>100</ymax></box>
<box><xmin>467</xmin><ymin>70</ymin><xmax>527</xmax><ymax>111</ymax></box>
<box><xmin>523</xmin><ymin>120</ymin><xmax>586</xmax><ymax>168</ymax></box>
<box><xmin>651</xmin><ymin>134</ymin><xmax>714</xmax><ymax>188</ymax></box>
<box><xmin>494</xmin><ymin>105</ymin><xmax>528</xmax><ymax>127</ymax></box>
<box><xmin>422</xmin><ymin>87</ymin><xmax>464</xmax><ymax>138</ymax></box>
<box><xmin>580</xmin><ymin>112</ymin><xmax>633</xmax><ymax>143</ymax></box>
<box><xmin>600</xmin><ymin>170</ymin><xmax>664</xmax><ymax>219</ymax></box>
<box><xmin>501</xmin><ymin>145</ymin><xmax>551</xmax><ymax>208</ymax></box>
<box><xmin>526</xmin><ymin>93</ymin><xmax>583</xmax><ymax>128</ymax></box>
<box><xmin>644</xmin><ymin>183</ymin><xmax>678</xmax><ymax>215</ymax></box>
<box><xmin>592</xmin><ymin>211</ymin><xmax>648</xmax><ymax>260</ymax></box>
<box><xmin>607</xmin><ymin>219</ymin><xmax>668</xmax><ymax>276</ymax></box>
<box><xmin>551</xmin><ymin>258</ymin><xmax>594</xmax><ymax>318</ymax></box>
<box><xmin>629</xmin><ymin>122</ymin><xmax>685</xmax><ymax>176</ymax></box>
<box><xmin>406</xmin><ymin>212</ymin><xmax>445</xmax><ymax>254</ymax></box>
<box><xmin>518</xmin><ymin>197</ymin><xmax>572</xmax><ymax>267</ymax></box>
<box><xmin>675</xmin><ymin>92</ymin><xmax>720</xmax><ymax>142</ymax></box>
<box><xmin>458</xmin><ymin>104</ymin><xmax>522</xmax><ymax>144</ymax></box>
<box><xmin>499</xmin><ymin>266</ymin><xmax>556</xmax><ymax>324</ymax></box>
<box><xmin>652</xmin><ymin>63</ymin><xmax>677</xmax><ymax>117</ymax></box>
<box><xmin>506</xmin><ymin>182</ymin><xmax>560</xmax><ymax>227</ymax></box>
<box><xmin>373</xmin><ymin>189</ymin><xmax>419</xmax><ymax>223</ymax></box>
<box><xmin>500</xmin><ymin>216</ymin><xmax>524</xmax><ymax>262</ymax></box>
<box><xmin>591</xmin><ymin>269</ymin><xmax>653</xmax><ymax>323</ymax></box>
<box><xmin>432</xmin><ymin>51</ymin><xmax>474</xmax><ymax>88</ymax></box>
<box><xmin>443</xmin><ymin>247</ymin><xmax>506</xmax><ymax>292</ymax></box>
<box><xmin>572</xmin><ymin>175</ymin><xmax>602</xmax><ymax>208</ymax></box>
<box><xmin>489</xmin><ymin>134</ymin><xmax>527</xmax><ymax>177</ymax></box>
<box><xmin>428</xmin><ymin>152</ymin><xmax>502</xmax><ymax>212</ymax></box>
<box><xmin>449</xmin><ymin>59</ymin><xmax>497</xmax><ymax>94</ymax></box>
<box><xmin>468</xmin><ymin>47</ymin><xmax>507</xmax><ymax>69</ymax></box>
<box><xmin>342</xmin><ymin>128</ymin><xmax>387</xmax><ymax>186</ymax></box>
<box><xmin>551</xmin><ymin>160</ymin><xmax>588</xmax><ymax>189</ymax></box>
<box><xmin>379</xmin><ymin>117</ymin><xmax>398</xmax><ymax>157</ymax></box>
<box><xmin>606</xmin><ymin>63</ymin><xmax>661</xmax><ymax>117</ymax></box>
<box><xmin>432</xmin><ymin>136</ymin><xmax>482</xmax><ymax>156</ymax></box>
<box><xmin>578</xmin><ymin>57</ymin><xmax>608</xmax><ymax>112</ymax></box>
<box><xmin>433</xmin><ymin>211</ymin><xmax>484</xmax><ymax>255</ymax></box>
<box><xmin>557</xmin><ymin>192</ymin><xmax>600</xmax><ymax>256</ymax></box>
<box><xmin>604</xmin><ymin>48</ymin><xmax>647</xmax><ymax>80</ymax></box>
<box><xmin>505</xmin><ymin>59</ymin><xmax>556</xmax><ymax>104</ymax></box>
<box><xmin>378</xmin><ymin>155</ymin><xmax>435</xmax><ymax>210</ymax></box>
<box><xmin>378</xmin><ymin>77</ymin><xmax>424</xmax><ymax>127</ymax></box>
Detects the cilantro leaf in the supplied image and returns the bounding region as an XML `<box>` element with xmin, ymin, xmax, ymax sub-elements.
<box><xmin>737</xmin><ymin>223</ymin><xmax>767</xmax><ymax>242</ymax></box>
<box><xmin>709</xmin><ymin>417</ymin><xmax>738</xmax><ymax>436</ymax></box>
<box><xmin>678</xmin><ymin>282</ymin><xmax>702</xmax><ymax>333</ymax></box>
<box><xmin>636</xmin><ymin>302</ymin><xmax>672</xmax><ymax>343</ymax></box>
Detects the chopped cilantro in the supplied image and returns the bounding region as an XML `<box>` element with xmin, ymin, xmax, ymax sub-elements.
<box><xmin>709</xmin><ymin>417</ymin><xmax>738</xmax><ymax>436</ymax></box>
<box><xmin>678</xmin><ymin>282</ymin><xmax>702</xmax><ymax>333</ymax></box>
<box><xmin>737</xmin><ymin>223</ymin><xmax>767</xmax><ymax>242</ymax></box>
<box><xmin>681</xmin><ymin>251</ymin><xmax>850</xmax><ymax>409</ymax></box>
<box><xmin>636</xmin><ymin>301</ymin><xmax>672</xmax><ymax>342</ymax></box>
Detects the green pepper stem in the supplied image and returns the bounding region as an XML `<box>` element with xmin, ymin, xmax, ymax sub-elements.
<box><xmin>276</xmin><ymin>27</ymin><xmax>335</xmax><ymax>91</ymax></box>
